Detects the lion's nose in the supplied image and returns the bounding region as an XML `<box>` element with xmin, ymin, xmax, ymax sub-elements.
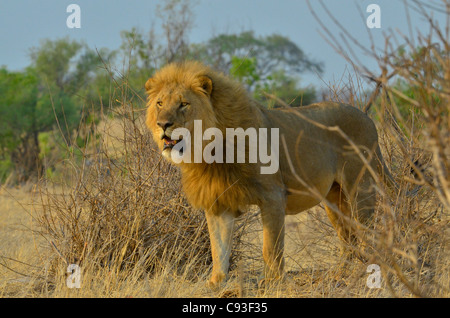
<box><xmin>157</xmin><ymin>120</ymin><xmax>174</xmax><ymax>131</ymax></box>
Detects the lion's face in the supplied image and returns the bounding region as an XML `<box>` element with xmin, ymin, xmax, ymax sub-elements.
<box><xmin>145</xmin><ymin>74</ymin><xmax>217</xmax><ymax>162</ymax></box>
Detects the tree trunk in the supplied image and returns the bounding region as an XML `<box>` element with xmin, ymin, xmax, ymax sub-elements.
<box><xmin>10</xmin><ymin>134</ymin><xmax>43</xmax><ymax>183</ymax></box>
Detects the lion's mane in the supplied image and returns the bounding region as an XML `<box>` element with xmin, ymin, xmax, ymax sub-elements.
<box><xmin>146</xmin><ymin>62</ymin><xmax>270</xmax><ymax>215</ymax></box>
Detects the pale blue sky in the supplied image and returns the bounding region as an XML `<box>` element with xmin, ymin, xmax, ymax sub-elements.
<box><xmin>0</xmin><ymin>0</ymin><xmax>446</xmax><ymax>89</ymax></box>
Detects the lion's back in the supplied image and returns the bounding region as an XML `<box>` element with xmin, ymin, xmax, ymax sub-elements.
<box><xmin>266</xmin><ymin>102</ymin><xmax>379</xmax><ymax>148</ymax></box>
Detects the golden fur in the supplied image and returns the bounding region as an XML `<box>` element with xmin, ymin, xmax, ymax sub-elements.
<box><xmin>145</xmin><ymin>61</ymin><xmax>389</xmax><ymax>286</ymax></box>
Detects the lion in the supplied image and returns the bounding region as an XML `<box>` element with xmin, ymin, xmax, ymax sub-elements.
<box><xmin>145</xmin><ymin>61</ymin><xmax>391</xmax><ymax>287</ymax></box>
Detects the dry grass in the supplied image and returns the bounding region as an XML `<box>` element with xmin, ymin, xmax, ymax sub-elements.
<box><xmin>0</xmin><ymin>104</ymin><xmax>448</xmax><ymax>297</ymax></box>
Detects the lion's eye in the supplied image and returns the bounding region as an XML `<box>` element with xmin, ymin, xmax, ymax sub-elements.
<box><xmin>179</xmin><ymin>102</ymin><xmax>189</xmax><ymax>109</ymax></box>
<box><xmin>156</xmin><ymin>101</ymin><xmax>163</xmax><ymax>107</ymax></box>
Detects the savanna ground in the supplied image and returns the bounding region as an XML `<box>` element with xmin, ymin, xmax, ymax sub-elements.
<box><xmin>1</xmin><ymin>1</ymin><xmax>449</xmax><ymax>298</ymax></box>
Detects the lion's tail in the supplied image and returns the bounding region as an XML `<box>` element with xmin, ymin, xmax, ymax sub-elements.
<box><xmin>376</xmin><ymin>146</ymin><xmax>398</xmax><ymax>190</ymax></box>
<box><xmin>376</xmin><ymin>146</ymin><xmax>423</xmax><ymax>197</ymax></box>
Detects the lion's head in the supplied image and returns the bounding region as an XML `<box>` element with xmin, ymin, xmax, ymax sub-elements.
<box><xmin>145</xmin><ymin>61</ymin><xmax>257</xmax><ymax>164</ymax></box>
<box><xmin>145</xmin><ymin>62</ymin><xmax>219</xmax><ymax>162</ymax></box>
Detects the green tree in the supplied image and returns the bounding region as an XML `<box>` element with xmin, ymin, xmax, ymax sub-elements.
<box><xmin>0</xmin><ymin>68</ymin><xmax>39</xmax><ymax>181</ymax></box>
<box><xmin>30</xmin><ymin>37</ymin><xmax>115</xmax><ymax>106</ymax></box>
<box><xmin>190</xmin><ymin>31</ymin><xmax>322</xmax><ymax>87</ymax></box>
<box><xmin>263</xmin><ymin>69</ymin><xmax>317</xmax><ymax>107</ymax></box>
<box><xmin>0</xmin><ymin>67</ymin><xmax>78</xmax><ymax>181</ymax></box>
<box><xmin>29</xmin><ymin>38</ymin><xmax>82</xmax><ymax>91</ymax></box>
<box><xmin>229</xmin><ymin>56</ymin><xmax>260</xmax><ymax>87</ymax></box>
<box><xmin>0</xmin><ymin>38</ymin><xmax>112</xmax><ymax>182</ymax></box>
<box><xmin>190</xmin><ymin>31</ymin><xmax>322</xmax><ymax>105</ymax></box>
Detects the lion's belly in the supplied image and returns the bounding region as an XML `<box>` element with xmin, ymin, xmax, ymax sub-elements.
<box><xmin>283</xmin><ymin>175</ymin><xmax>335</xmax><ymax>215</ymax></box>
<box><xmin>285</xmin><ymin>193</ymin><xmax>322</xmax><ymax>215</ymax></box>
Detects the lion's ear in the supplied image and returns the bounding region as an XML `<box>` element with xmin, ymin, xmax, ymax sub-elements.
<box><xmin>196</xmin><ymin>75</ymin><xmax>213</xmax><ymax>97</ymax></box>
<box><xmin>145</xmin><ymin>78</ymin><xmax>154</xmax><ymax>93</ymax></box>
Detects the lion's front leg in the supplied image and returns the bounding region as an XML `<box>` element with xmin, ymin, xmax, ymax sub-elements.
<box><xmin>205</xmin><ymin>208</ymin><xmax>235</xmax><ymax>287</ymax></box>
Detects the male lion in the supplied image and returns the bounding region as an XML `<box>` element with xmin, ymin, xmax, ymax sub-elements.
<box><xmin>145</xmin><ymin>61</ymin><xmax>390</xmax><ymax>287</ymax></box>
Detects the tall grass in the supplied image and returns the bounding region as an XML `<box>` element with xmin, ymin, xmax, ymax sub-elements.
<box><xmin>303</xmin><ymin>0</ymin><xmax>449</xmax><ymax>297</ymax></box>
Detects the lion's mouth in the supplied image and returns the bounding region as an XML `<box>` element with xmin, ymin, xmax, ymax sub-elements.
<box><xmin>162</xmin><ymin>136</ymin><xmax>182</xmax><ymax>151</ymax></box>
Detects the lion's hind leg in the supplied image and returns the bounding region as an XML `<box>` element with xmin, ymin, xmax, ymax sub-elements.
<box><xmin>324</xmin><ymin>178</ymin><xmax>376</xmax><ymax>263</ymax></box>
<box><xmin>323</xmin><ymin>182</ymin><xmax>358</xmax><ymax>257</ymax></box>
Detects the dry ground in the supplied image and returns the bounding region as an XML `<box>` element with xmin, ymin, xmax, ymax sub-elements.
<box><xmin>0</xmin><ymin>187</ymin><xmax>352</xmax><ymax>297</ymax></box>
<box><xmin>1</xmin><ymin>183</ymin><xmax>446</xmax><ymax>297</ymax></box>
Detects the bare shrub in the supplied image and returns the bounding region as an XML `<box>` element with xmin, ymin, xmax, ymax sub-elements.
<box><xmin>306</xmin><ymin>0</ymin><xmax>449</xmax><ymax>297</ymax></box>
